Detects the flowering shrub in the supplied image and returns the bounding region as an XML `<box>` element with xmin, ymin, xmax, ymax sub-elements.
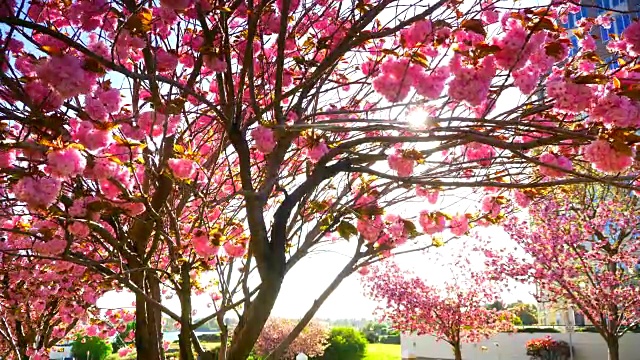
<box><xmin>255</xmin><ymin>318</ymin><xmax>328</xmax><ymax>359</ymax></box>
<box><xmin>525</xmin><ymin>337</ymin><xmax>570</xmax><ymax>360</ymax></box>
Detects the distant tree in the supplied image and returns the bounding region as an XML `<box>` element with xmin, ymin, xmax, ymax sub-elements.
<box><xmin>321</xmin><ymin>327</ymin><xmax>367</xmax><ymax>360</ymax></box>
<box><xmin>508</xmin><ymin>302</ymin><xmax>538</xmax><ymax>326</ymax></box>
<box><xmin>512</xmin><ymin>316</ymin><xmax>523</xmax><ymax>326</ymax></box>
<box><xmin>71</xmin><ymin>336</ymin><xmax>111</xmax><ymax>360</ymax></box>
<box><xmin>361</xmin><ymin>321</ymin><xmax>391</xmax><ymax>343</ymax></box>
<box><xmin>363</xmin><ymin>263</ymin><xmax>514</xmax><ymax>360</ymax></box>
<box><xmin>488</xmin><ymin>185</ymin><xmax>640</xmax><ymax>360</ymax></box>
<box><xmin>255</xmin><ymin>318</ymin><xmax>328</xmax><ymax>359</ymax></box>
<box><xmin>487</xmin><ymin>300</ymin><xmax>506</xmax><ymax>311</ymax></box>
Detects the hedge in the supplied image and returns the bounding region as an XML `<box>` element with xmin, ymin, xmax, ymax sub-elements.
<box><xmin>516</xmin><ymin>327</ymin><xmax>562</xmax><ymax>333</ymax></box>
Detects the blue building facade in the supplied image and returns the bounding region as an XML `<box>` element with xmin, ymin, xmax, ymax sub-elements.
<box><xmin>563</xmin><ymin>0</ymin><xmax>639</xmax><ymax>68</ymax></box>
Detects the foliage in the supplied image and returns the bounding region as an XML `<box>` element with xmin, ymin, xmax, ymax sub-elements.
<box><xmin>198</xmin><ymin>333</ymin><xmax>222</xmax><ymax>343</ymax></box>
<box><xmin>508</xmin><ymin>302</ymin><xmax>538</xmax><ymax>326</ymax></box>
<box><xmin>361</xmin><ymin>322</ymin><xmax>394</xmax><ymax>343</ymax></box>
<box><xmin>512</xmin><ymin>316</ymin><xmax>523</xmax><ymax>326</ymax></box>
<box><xmin>363</xmin><ymin>263</ymin><xmax>514</xmax><ymax>345</ymax></box>
<box><xmin>516</xmin><ymin>328</ymin><xmax>561</xmax><ymax>334</ymax></box>
<box><xmin>255</xmin><ymin>318</ymin><xmax>328</xmax><ymax>359</ymax></box>
<box><xmin>111</xmin><ymin>322</ymin><xmax>136</xmax><ymax>353</ymax></box>
<box><xmin>2</xmin><ymin>0</ymin><xmax>640</xmax><ymax>359</ymax></box>
<box><xmin>72</xmin><ymin>336</ymin><xmax>112</xmax><ymax>360</ymax></box>
<box><xmin>487</xmin><ymin>300</ymin><xmax>506</xmax><ymax>311</ymax></box>
<box><xmin>321</xmin><ymin>327</ymin><xmax>368</xmax><ymax>360</ymax></box>
<box><xmin>487</xmin><ymin>185</ymin><xmax>640</xmax><ymax>360</ymax></box>
<box><xmin>379</xmin><ymin>334</ymin><xmax>401</xmax><ymax>345</ymax></box>
<box><xmin>525</xmin><ymin>337</ymin><xmax>571</xmax><ymax>360</ymax></box>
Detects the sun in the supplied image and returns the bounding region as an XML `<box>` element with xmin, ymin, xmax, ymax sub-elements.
<box><xmin>405</xmin><ymin>107</ymin><xmax>435</xmax><ymax>129</ymax></box>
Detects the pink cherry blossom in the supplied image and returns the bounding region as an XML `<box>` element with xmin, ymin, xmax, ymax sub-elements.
<box><xmin>450</xmin><ymin>214</ymin><xmax>469</xmax><ymax>236</ymax></box>
<box><xmin>160</xmin><ymin>0</ymin><xmax>192</xmax><ymax>10</ymax></box>
<box><xmin>623</xmin><ymin>20</ymin><xmax>640</xmax><ymax>55</ymax></box>
<box><xmin>401</xmin><ymin>20</ymin><xmax>433</xmax><ymax>48</ymax></box>
<box><xmin>464</xmin><ymin>142</ymin><xmax>496</xmax><ymax>167</ymax></box>
<box><xmin>0</xmin><ymin>150</ymin><xmax>16</xmax><ymax>168</ymax></box>
<box><xmin>36</xmin><ymin>54</ymin><xmax>96</xmax><ymax>99</ymax></box>
<box><xmin>419</xmin><ymin>211</ymin><xmax>446</xmax><ymax>235</ymax></box>
<box><xmin>47</xmin><ymin>148</ymin><xmax>87</xmax><ymax>177</ymax></box>
<box><xmin>224</xmin><ymin>241</ymin><xmax>247</xmax><ymax>258</ymax></box>
<box><xmin>583</xmin><ymin>140</ymin><xmax>634</xmax><ymax>173</ymax></box>
<box><xmin>416</xmin><ymin>186</ymin><xmax>439</xmax><ymax>204</ymax></box>
<box><xmin>538</xmin><ymin>152</ymin><xmax>572</xmax><ymax>178</ymax></box>
<box><xmin>252</xmin><ymin>125</ymin><xmax>277</xmax><ymax>154</ymax></box>
<box><xmin>168</xmin><ymin>158</ymin><xmax>197</xmax><ymax>180</ymax></box>
<box><xmin>388</xmin><ymin>151</ymin><xmax>415</xmax><ymax>177</ymax></box>
<box><xmin>481</xmin><ymin>195</ymin><xmax>501</xmax><ymax>217</ymax></box>
<box><xmin>448</xmin><ymin>55</ymin><xmax>495</xmax><ymax>106</ymax></box>
<box><xmin>307</xmin><ymin>142</ymin><xmax>329</xmax><ymax>163</ymax></box>
<box><xmin>357</xmin><ymin>216</ymin><xmax>385</xmax><ymax>242</ymax></box>
<box><xmin>513</xmin><ymin>190</ymin><xmax>531</xmax><ymax>208</ymax></box>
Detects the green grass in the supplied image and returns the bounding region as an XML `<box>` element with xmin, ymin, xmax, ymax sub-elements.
<box><xmin>364</xmin><ymin>343</ymin><xmax>401</xmax><ymax>360</ymax></box>
<box><xmin>107</xmin><ymin>342</ymin><xmax>400</xmax><ymax>360</ymax></box>
<box><xmin>106</xmin><ymin>341</ymin><xmax>220</xmax><ymax>360</ymax></box>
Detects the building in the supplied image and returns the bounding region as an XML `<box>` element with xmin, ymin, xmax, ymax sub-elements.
<box><xmin>563</xmin><ymin>0</ymin><xmax>639</xmax><ymax>67</ymax></box>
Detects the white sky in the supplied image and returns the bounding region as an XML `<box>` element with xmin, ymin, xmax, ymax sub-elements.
<box><xmin>97</xmin><ymin>226</ymin><xmax>536</xmax><ymax>320</ymax></box>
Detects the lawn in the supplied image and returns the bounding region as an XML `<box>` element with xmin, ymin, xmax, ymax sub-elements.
<box><xmin>364</xmin><ymin>343</ymin><xmax>402</xmax><ymax>360</ymax></box>
<box><xmin>106</xmin><ymin>341</ymin><xmax>220</xmax><ymax>360</ymax></box>
<box><xmin>107</xmin><ymin>341</ymin><xmax>400</xmax><ymax>360</ymax></box>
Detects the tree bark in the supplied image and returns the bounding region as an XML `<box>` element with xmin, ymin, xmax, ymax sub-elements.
<box><xmin>607</xmin><ymin>337</ymin><xmax>620</xmax><ymax>360</ymax></box>
<box><xmin>225</xmin><ymin>272</ymin><xmax>283</xmax><ymax>360</ymax></box>
<box><xmin>178</xmin><ymin>264</ymin><xmax>196</xmax><ymax>360</ymax></box>
<box><xmin>148</xmin><ymin>274</ymin><xmax>165</xmax><ymax>360</ymax></box>
<box><xmin>132</xmin><ymin>272</ymin><xmax>162</xmax><ymax>360</ymax></box>
<box><xmin>453</xmin><ymin>343</ymin><xmax>462</xmax><ymax>360</ymax></box>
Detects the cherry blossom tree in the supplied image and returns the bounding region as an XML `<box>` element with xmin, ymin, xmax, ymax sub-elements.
<box><xmin>487</xmin><ymin>185</ymin><xmax>640</xmax><ymax>360</ymax></box>
<box><xmin>2</xmin><ymin>0</ymin><xmax>640</xmax><ymax>359</ymax></box>
<box><xmin>255</xmin><ymin>318</ymin><xmax>328</xmax><ymax>359</ymax></box>
<box><xmin>362</xmin><ymin>262</ymin><xmax>514</xmax><ymax>360</ymax></box>
<box><xmin>0</xmin><ymin>252</ymin><xmax>113</xmax><ymax>360</ymax></box>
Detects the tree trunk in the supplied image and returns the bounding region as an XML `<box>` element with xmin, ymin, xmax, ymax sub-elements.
<box><xmin>178</xmin><ymin>330</ymin><xmax>195</xmax><ymax>360</ymax></box>
<box><xmin>225</xmin><ymin>273</ymin><xmax>284</xmax><ymax>360</ymax></box>
<box><xmin>148</xmin><ymin>274</ymin><xmax>165</xmax><ymax>360</ymax></box>
<box><xmin>452</xmin><ymin>343</ymin><xmax>462</xmax><ymax>360</ymax></box>
<box><xmin>132</xmin><ymin>272</ymin><xmax>162</xmax><ymax>360</ymax></box>
<box><xmin>607</xmin><ymin>337</ymin><xmax>620</xmax><ymax>360</ymax></box>
<box><xmin>216</xmin><ymin>311</ymin><xmax>229</xmax><ymax>360</ymax></box>
<box><xmin>178</xmin><ymin>264</ymin><xmax>195</xmax><ymax>360</ymax></box>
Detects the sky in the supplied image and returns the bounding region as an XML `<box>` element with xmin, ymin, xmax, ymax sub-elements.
<box><xmin>97</xmin><ymin>225</ymin><xmax>537</xmax><ymax>320</ymax></box>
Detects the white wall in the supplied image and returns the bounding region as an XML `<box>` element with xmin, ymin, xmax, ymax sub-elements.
<box><xmin>401</xmin><ymin>332</ymin><xmax>640</xmax><ymax>360</ymax></box>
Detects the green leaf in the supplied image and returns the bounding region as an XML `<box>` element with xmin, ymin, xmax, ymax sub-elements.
<box><xmin>402</xmin><ymin>220</ymin><xmax>421</xmax><ymax>239</ymax></box>
<box><xmin>319</xmin><ymin>214</ymin><xmax>335</xmax><ymax>231</ymax></box>
<box><xmin>337</xmin><ymin>221</ymin><xmax>358</xmax><ymax>239</ymax></box>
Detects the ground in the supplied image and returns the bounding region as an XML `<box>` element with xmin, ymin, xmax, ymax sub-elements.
<box><xmin>105</xmin><ymin>342</ymin><xmax>401</xmax><ymax>359</ymax></box>
<box><xmin>364</xmin><ymin>343</ymin><xmax>401</xmax><ymax>360</ymax></box>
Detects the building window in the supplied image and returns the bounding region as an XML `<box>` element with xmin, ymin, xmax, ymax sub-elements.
<box><xmin>600</xmin><ymin>14</ymin><xmax>632</xmax><ymax>42</ymax></box>
<box><xmin>569</xmin><ymin>35</ymin><xmax>579</xmax><ymax>57</ymax></box>
<box><xmin>597</xmin><ymin>0</ymin><xmax>628</xmax><ymax>11</ymax></box>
